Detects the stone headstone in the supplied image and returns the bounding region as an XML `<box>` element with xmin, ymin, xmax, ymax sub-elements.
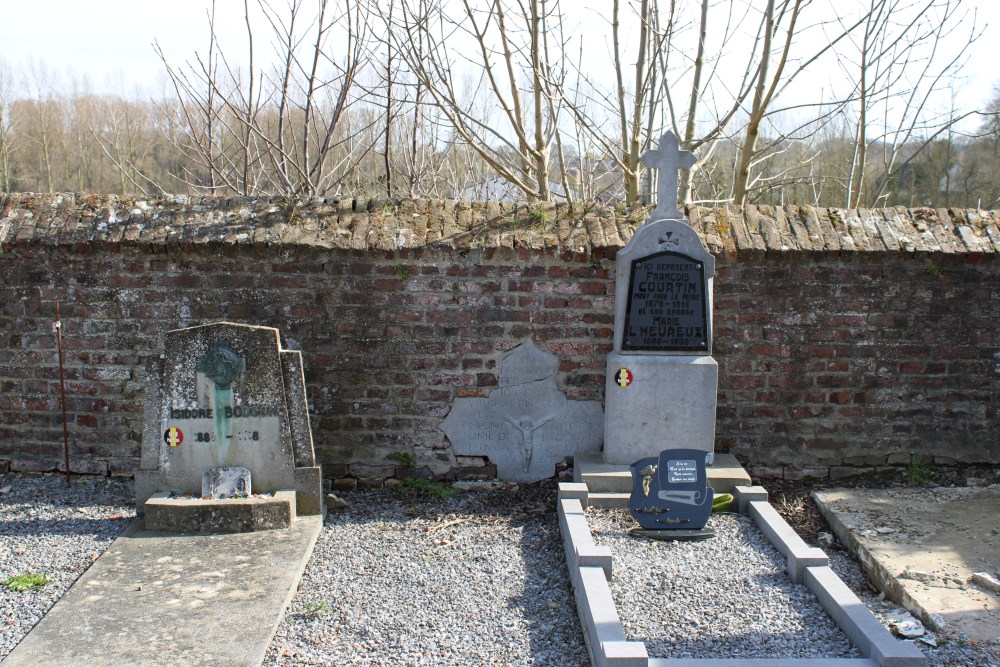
<box><xmin>135</xmin><ymin>322</ymin><xmax>322</xmax><ymax>515</ymax></box>
<box><xmin>441</xmin><ymin>341</ymin><xmax>604</xmax><ymax>483</ymax></box>
<box><xmin>628</xmin><ymin>448</ymin><xmax>713</xmax><ymax>531</ymax></box>
<box><xmin>202</xmin><ymin>466</ymin><xmax>252</xmax><ymax>498</ymax></box>
<box><xmin>603</xmin><ymin>130</ymin><xmax>718</xmax><ymax>465</ymax></box>
<box><xmin>615</xmin><ymin>224</ymin><xmax>714</xmax><ymax>353</ymax></box>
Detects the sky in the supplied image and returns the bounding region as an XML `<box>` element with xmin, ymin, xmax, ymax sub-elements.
<box><xmin>1</xmin><ymin>0</ymin><xmax>998</xmax><ymax>122</ymax></box>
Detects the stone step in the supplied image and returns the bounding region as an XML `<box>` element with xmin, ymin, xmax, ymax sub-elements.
<box><xmin>574</xmin><ymin>452</ymin><xmax>751</xmax><ymax>494</ymax></box>
<box><xmin>587</xmin><ymin>491</ymin><xmax>630</xmax><ymax>509</ymax></box>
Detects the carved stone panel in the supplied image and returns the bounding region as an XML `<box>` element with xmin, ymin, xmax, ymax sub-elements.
<box><xmin>441</xmin><ymin>341</ymin><xmax>604</xmax><ymax>483</ymax></box>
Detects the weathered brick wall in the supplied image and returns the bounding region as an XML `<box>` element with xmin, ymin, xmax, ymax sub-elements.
<box><xmin>1</xmin><ymin>193</ymin><xmax>997</xmax><ymax>482</ymax></box>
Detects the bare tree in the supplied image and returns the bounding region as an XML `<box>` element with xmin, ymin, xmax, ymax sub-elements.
<box><xmin>23</xmin><ymin>60</ymin><xmax>65</xmax><ymax>193</ymax></box>
<box><xmin>390</xmin><ymin>0</ymin><xmax>569</xmax><ymax>202</ymax></box>
<box><xmin>0</xmin><ymin>59</ymin><xmax>15</xmax><ymax>191</ymax></box>
<box><xmin>153</xmin><ymin>0</ymin><xmax>373</xmax><ymax>196</ymax></box>
<box><xmin>731</xmin><ymin>0</ymin><xmax>802</xmax><ymax>204</ymax></box>
<box><xmin>837</xmin><ymin>0</ymin><xmax>982</xmax><ymax>207</ymax></box>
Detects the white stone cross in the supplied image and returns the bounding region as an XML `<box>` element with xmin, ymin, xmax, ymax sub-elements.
<box><xmin>641</xmin><ymin>130</ymin><xmax>696</xmax><ymax>221</ymax></box>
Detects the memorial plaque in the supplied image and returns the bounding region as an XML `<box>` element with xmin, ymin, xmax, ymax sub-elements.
<box><xmin>441</xmin><ymin>341</ymin><xmax>604</xmax><ymax>483</ymax></box>
<box><xmin>628</xmin><ymin>448</ymin><xmax>714</xmax><ymax>532</ymax></box>
<box><xmin>202</xmin><ymin>466</ymin><xmax>252</xmax><ymax>498</ymax></box>
<box><xmin>622</xmin><ymin>251</ymin><xmax>707</xmax><ymax>352</ymax></box>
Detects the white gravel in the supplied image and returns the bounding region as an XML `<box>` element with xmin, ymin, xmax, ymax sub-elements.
<box><xmin>264</xmin><ymin>488</ymin><xmax>589</xmax><ymax>666</ymax></box>
<box><xmin>0</xmin><ymin>473</ymin><xmax>134</xmax><ymax>660</ymax></box>
<box><xmin>2</xmin><ymin>473</ymin><xmax>999</xmax><ymax>667</ymax></box>
<box><xmin>587</xmin><ymin>508</ymin><xmax>861</xmax><ymax>660</ymax></box>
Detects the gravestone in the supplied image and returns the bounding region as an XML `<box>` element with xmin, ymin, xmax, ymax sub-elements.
<box><xmin>628</xmin><ymin>448</ymin><xmax>714</xmax><ymax>537</ymax></box>
<box><xmin>603</xmin><ymin>130</ymin><xmax>719</xmax><ymax>465</ymax></box>
<box><xmin>441</xmin><ymin>340</ymin><xmax>604</xmax><ymax>483</ymax></box>
<box><xmin>135</xmin><ymin>322</ymin><xmax>323</xmax><ymax>515</ymax></box>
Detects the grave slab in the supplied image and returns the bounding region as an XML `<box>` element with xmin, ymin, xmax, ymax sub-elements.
<box><xmin>2</xmin><ymin>516</ymin><xmax>322</xmax><ymax>667</ymax></box>
<box><xmin>441</xmin><ymin>340</ymin><xmax>604</xmax><ymax>482</ymax></box>
<box><xmin>814</xmin><ymin>486</ymin><xmax>1000</xmax><ymax>643</ymax></box>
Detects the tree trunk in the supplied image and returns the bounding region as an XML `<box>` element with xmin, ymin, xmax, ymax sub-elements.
<box><xmin>679</xmin><ymin>0</ymin><xmax>709</xmax><ymax>204</ymax></box>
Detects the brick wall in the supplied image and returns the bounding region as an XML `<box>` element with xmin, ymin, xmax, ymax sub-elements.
<box><xmin>1</xmin><ymin>194</ymin><xmax>997</xmax><ymax>482</ymax></box>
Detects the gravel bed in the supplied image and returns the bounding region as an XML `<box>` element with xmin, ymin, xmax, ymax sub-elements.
<box><xmin>2</xmin><ymin>474</ymin><xmax>998</xmax><ymax>666</ymax></box>
<box><xmin>587</xmin><ymin>508</ymin><xmax>861</xmax><ymax>660</ymax></box>
<box><xmin>264</xmin><ymin>487</ymin><xmax>589</xmax><ymax>666</ymax></box>
<box><xmin>0</xmin><ymin>473</ymin><xmax>134</xmax><ymax>660</ymax></box>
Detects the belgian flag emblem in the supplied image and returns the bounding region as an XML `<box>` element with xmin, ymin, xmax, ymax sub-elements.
<box><xmin>163</xmin><ymin>427</ymin><xmax>184</xmax><ymax>447</ymax></box>
<box><xmin>614</xmin><ymin>368</ymin><xmax>633</xmax><ymax>388</ymax></box>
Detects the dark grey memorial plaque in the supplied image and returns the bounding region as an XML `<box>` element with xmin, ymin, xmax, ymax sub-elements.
<box><xmin>622</xmin><ymin>251</ymin><xmax>707</xmax><ymax>352</ymax></box>
<box><xmin>628</xmin><ymin>448</ymin><xmax>713</xmax><ymax>533</ymax></box>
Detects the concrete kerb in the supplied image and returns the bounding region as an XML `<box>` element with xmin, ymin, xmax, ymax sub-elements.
<box><xmin>558</xmin><ymin>482</ymin><xmax>926</xmax><ymax>667</ymax></box>
<box><xmin>745</xmin><ymin>498</ymin><xmax>829</xmax><ymax>583</ymax></box>
<box><xmin>558</xmin><ymin>488</ymin><xmax>648</xmax><ymax>667</ymax></box>
<box><xmin>735</xmin><ymin>486</ymin><xmax>925</xmax><ymax>666</ymax></box>
<box><xmin>560</xmin><ymin>498</ymin><xmax>613</xmax><ymax>580</ymax></box>
<box><xmin>648</xmin><ymin>660</ymin><xmax>878</xmax><ymax>666</ymax></box>
<box><xmin>805</xmin><ymin>566</ymin><xmax>927</xmax><ymax>667</ymax></box>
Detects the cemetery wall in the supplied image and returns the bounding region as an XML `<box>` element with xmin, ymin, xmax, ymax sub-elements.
<box><xmin>0</xmin><ymin>193</ymin><xmax>998</xmax><ymax>482</ymax></box>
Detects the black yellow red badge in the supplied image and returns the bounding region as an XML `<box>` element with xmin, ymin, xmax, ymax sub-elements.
<box><xmin>164</xmin><ymin>427</ymin><xmax>184</xmax><ymax>447</ymax></box>
<box><xmin>615</xmin><ymin>368</ymin><xmax>633</xmax><ymax>387</ymax></box>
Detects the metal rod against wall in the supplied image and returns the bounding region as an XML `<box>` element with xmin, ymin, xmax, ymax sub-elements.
<box><xmin>54</xmin><ymin>300</ymin><xmax>71</xmax><ymax>487</ymax></box>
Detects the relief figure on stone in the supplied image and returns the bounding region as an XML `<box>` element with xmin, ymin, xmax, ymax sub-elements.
<box><xmin>504</xmin><ymin>414</ymin><xmax>555</xmax><ymax>472</ymax></box>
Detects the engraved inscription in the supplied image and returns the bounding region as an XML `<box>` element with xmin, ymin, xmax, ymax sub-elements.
<box><xmin>666</xmin><ymin>459</ymin><xmax>698</xmax><ymax>484</ymax></box>
<box><xmin>622</xmin><ymin>251</ymin><xmax>707</xmax><ymax>351</ymax></box>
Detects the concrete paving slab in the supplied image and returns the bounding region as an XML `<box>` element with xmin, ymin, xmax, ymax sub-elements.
<box><xmin>3</xmin><ymin>516</ymin><xmax>322</xmax><ymax>667</ymax></box>
<box><xmin>813</xmin><ymin>486</ymin><xmax>1000</xmax><ymax>643</ymax></box>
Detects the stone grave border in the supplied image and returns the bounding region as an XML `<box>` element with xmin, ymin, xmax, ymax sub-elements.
<box><xmin>557</xmin><ymin>482</ymin><xmax>926</xmax><ymax>667</ymax></box>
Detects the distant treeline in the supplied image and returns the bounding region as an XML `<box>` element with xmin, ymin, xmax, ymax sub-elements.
<box><xmin>1</xmin><ymin>0</ymin><xmax>998</xmax><ymax>209</ymax></box>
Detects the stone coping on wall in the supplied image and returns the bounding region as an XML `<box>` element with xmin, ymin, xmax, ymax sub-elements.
<box><xmin>2</xmin><ymin>193</ymin><xmax>998</xmax><ymax>257</ymax></box>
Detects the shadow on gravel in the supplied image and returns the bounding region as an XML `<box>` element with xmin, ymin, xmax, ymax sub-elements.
<box><xmin>382</xmin><ymin>484</ymin><xmax>590</xmax><ymax>665</ymax></box>
<box><xmin>509</xmin><ymin>485</ymin><xmax>591</xmax><ymax>667</ymax></box>
<box><xmin>0</xmin><ymin>516</ymin><xmax>133</xmax><ymax>537</ymax></box>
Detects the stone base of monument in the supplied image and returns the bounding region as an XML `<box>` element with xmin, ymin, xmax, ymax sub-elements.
<box><xmin>573</xmin><ymin>452</ymin><xmax>751</xmax><ymax>504</ymax></box>
<box><xmin>144</xmin><ymin>489</ymin><xmax>297</xmax><ymax>533</ymax></box>
<box><xmin>557</xmin><ymin>483</ymin><xmax>927</xmax><ymax>667</ymax></box>
<box><xmin>603</xmin><ymin>354</ymin><xmax>718</xmax><ymax>465</ymax></box>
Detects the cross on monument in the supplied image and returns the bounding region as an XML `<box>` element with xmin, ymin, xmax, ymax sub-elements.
<box><xmin>641</xmin><ymin>130</ymin><xmax>696</xmax><ymax>222</ymax></box>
